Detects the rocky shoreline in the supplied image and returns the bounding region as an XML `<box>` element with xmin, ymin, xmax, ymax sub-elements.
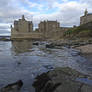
<box><xmin>46</xmin><ymin>39</ymin><xmax>92</xmax><ymax>60</ymax></box>
<box><xmin>0</xmin><ymin>40</ymin><xmax>92</xmax><ymax>92</ymax></box>
<box><xmin>33</xmin><ymin>67</ymin><xmax>92</xmax><ymax>92</ymax></box>
<box><xmin>32</xmin><ymin>40</ymin><xmax>92</xmax><ymax>92</ymax></box>
<box><xmin>1</xmin><ymin>67</ymin><xmax>92</xmax><ymax>92</ymax></box>
<box><xmin>46</xmin><ymin>39</ymin><xmax>92</xmax><ymax>48</ymax></box>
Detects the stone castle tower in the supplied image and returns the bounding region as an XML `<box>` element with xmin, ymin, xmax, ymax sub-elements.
<box><xmin>38</xmin><ymin>20</ymin><xmax>60</xmax><ymax>38</ymax></box>
<box><xmin>11</xmin><ymin>15</ymin><xmax>33</xmax><ymax>39</ymax></box>
<box><xmin>80</xmin><ymin>9</ymin><xmax>92</xmax><ymax>25</ymax></box>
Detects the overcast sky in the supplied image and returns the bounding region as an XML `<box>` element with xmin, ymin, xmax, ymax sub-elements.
<box><xmin>0</xmin><ymin>0</ymin><xmax>92</xmax><ymax>36</ymax></box>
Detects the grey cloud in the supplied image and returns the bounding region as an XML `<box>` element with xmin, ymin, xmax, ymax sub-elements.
<box><xmin>0</xmin><ymin>26</ymin><xmax>10</xmax><ymax>30</ymax></box>
<box><xmin>0</xmin><ymin>29</ymin><xmax>10</xmax><ymax>33</ymax></box>
<box><xmin>80</xmin><ymin>0</ymin><xmax>92</xmax><ymax>4</ymax></box>
<box><xmin>0</xmin><ymin>0</ymin><xmax>92</xmax><ymax>35</ymax></box>
<box><xmin>0</xmin><ymin>29</ymin><xmax>10</xmax><ymax>36</ymax></box>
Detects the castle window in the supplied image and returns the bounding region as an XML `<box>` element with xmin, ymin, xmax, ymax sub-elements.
<box><xmin>14</xmin><ymin>21</ymin><xmax>18</xmax><ymax>25</ymax></box>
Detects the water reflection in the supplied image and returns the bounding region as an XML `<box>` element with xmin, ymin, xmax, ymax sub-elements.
<box><xmin>11</xmin><ymin>40</ymin><xmax>33</xmax><ymax>55</ymax></box>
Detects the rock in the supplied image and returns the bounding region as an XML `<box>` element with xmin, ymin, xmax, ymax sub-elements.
<box><xmin>42</xmin><ymin>81</ymin><xmax>61</xmax><ymax>92</ymax></box>
<box><xmin>71</xmin><ymin>50</ymin><xmax>81</xmax><ymax>56</ymax></box>
<box><xmin>17</xmin><ymin>62</ymin><xmax>21</xmax><ymax>65</ymax></box>
<box><xmin>33</xmin><ymin>42</ymin><xmax>39</xmax><ymax>45</ymax></box>
<box><xmin>43</xmin><ymin>65</ymin><xmax>54</xmax><ymax>70</ymax></box>
<box><xmin>32</xmin><ymin>72</ymin><xmax>50</xmax><ymax>92</ymax></box>
<box><xmin>0</xmin><ymin>80</ymin><xmax>23</xmax><ymax>92</ymax></box>
<box><xmin>46</xmin><ymin>43</ymin><xmax>55</xmax><ymax>48</ymax></box>
<box><xmin>81</xmin><ymin>85</ymin><xmax>92</xmax><ymax>92</ymax></box>
<box><xmin>33</xmin><ymin>67</ymin><xmax>92</xmax><ymax>92</ymax></box>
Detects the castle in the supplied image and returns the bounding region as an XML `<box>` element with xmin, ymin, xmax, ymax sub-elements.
<box><xmin>11</xmin><ymin>9</ymin><xmax>91</xmax><ymax>40</ymax></box>
<box><xmin>80</xmin><ymin>9</ymin><xmax>92</xmax><ymax>25</ymax></box>
<box><xmin>11</xmin><ymin>15</ymin><xmax>69</xmax><ymax>40</ymax></box>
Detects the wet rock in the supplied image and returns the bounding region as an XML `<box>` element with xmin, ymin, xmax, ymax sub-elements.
<box><xmin>33</xmin><ymin>72</ymin><xmax>61</xmax><ymax>92</ymax></box>
<box><xmin>71</xmin><ymin>50</ymin><xmax>81</xmax><ymax>56</ymax></box>
<box><xmin>42</xmin><ymin>81</ymin><xmax>61</xmax><ymax>92</ymax></box>
<box><xmin>46</xmin><ymin>43</ymin><xmax>55</xmax><ymax>48</ymax></box>
<box><xmin>0</xmin><ymin>80</ymin><xmax>23</xmax><ymax>92</ymax></box>
<box><xmin>33</xmin><ymin>67</ymin><xmax>92</xmax><ymax>92</ymax></box>
<box><xmin>33</xmin><ymin>42</ymin><xmax>39</xmax><ymax>45</ymax></box>
<box><xmin>17</xmin><ymin>62</ymin><xmax>21</xmax><ymax>65</ymax></box>
<box><xmin>43</xmin><ymin>65</ymin><xmax>54</xmax><ymax>70</ymax></box>
<box><xmin>32</xmin><ymin>72</ymin><xmax>50</xmax><ymax>92</ymax></box>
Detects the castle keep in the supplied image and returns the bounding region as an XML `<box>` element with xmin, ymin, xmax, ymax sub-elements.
<box><xmin>11</xmin><ymin>15</ymin><xmax>43</xmax><ymax>40</ymax></box>
<box><xmin>11</xmin><ymin>15</ymin><xmax>33</xmax><ymax>37</ymax></box>
<box><xmin>80</xmin><ymin>9</ymin><xmax>92</xmax><ymax>25</ymax></box>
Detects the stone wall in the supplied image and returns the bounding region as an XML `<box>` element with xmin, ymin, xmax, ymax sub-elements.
<box><xmin>49</xmin><ymin>27</ymin><xmax>70</xmax><ymax>39</ymax></box>
<box><xmin>80</xmin><ymin>15</ymin><xmax>92</xmax><ymax>25</ymax></box>
<box><xmin>11</xmin><ymin>32</ymin><xmax>43</xmax><ymax>40</ymax></box>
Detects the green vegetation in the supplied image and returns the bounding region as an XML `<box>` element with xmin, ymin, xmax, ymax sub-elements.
<box><xmin>64</xmin><ymin>22</ymin><xmax>92</xmax><ymax>38</ymax></box>
<box><xmin>0</xmin><ymin>37</ymin><xmax>10</xmax><ymax>41</ymax></box>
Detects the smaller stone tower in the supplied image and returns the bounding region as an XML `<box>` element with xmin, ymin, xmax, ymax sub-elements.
<box><xmin>22</xmin><ymin>15</ymin><xmax>25</xmax><ymax>21</ymax></box>
<box><xmin>80</xmin><ymin>9</ymin><xmax>92</xmax><ymax>25</ymax></box>
<box><xmin>84</xmin><ymin>9</ymin><xmax>88</xmax><ymax>16</ymax></box>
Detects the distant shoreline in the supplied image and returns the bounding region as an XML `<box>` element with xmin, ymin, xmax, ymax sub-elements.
<box><xmin>0</xmin><ymin>36</ymin><xmax>11</xmax><ymax>41</ymax></box>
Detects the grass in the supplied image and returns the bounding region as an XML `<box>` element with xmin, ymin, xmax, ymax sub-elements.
<box><xmin>64</xmin><ymin>22</ymin><xmax>92</xmax><ymax>38</ymax></box>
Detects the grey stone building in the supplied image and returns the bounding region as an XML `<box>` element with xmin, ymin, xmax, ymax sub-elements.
<box><xmin>80</xmin><ymin>9</ymin><xmax>92</xmax><ymax>25</ymax></box>
<box><xmin>11</xmin><ymin>15</ymin><xmax>42</xmax><ymax>40</ymax></box>
<box><xmin>38</xmin><ymin>20</ymin><xmax>60</xmax><ymax>39</ymax></box>
<box><xmin>11</xmin><ymin>15</ymin><xmax>33</xmax><ymax>37</ymax></box>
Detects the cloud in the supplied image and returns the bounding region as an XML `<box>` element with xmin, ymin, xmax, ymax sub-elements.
<box><xmin>0</xmin><ymin>0</ymin><xmax>92</xmax><ymax>35</ymax></box>
<box><xmin>0</xmin><ymin>23</ymin><xmax>10</xmax><ymax>29</ymax></box>
<box><xmin>33</xmin><ymin>0</ymin><xmax>88</xmax><ymax>27</ymax></box>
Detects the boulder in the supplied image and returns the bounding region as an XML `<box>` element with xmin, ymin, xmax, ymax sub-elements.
<box><xmin>33</xmin><ymin>42</ymin><xmax>39</xmax><ymax>45</ymax></box>
<box><xmin>0</xmin><ymin>80</ymin><xmax>23</xmax><ymax>92</ymax></box>
<box><xmin>46</xmin><ymin>43</ymin><xmax>55</xmax><ymax>48</ymax></box>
